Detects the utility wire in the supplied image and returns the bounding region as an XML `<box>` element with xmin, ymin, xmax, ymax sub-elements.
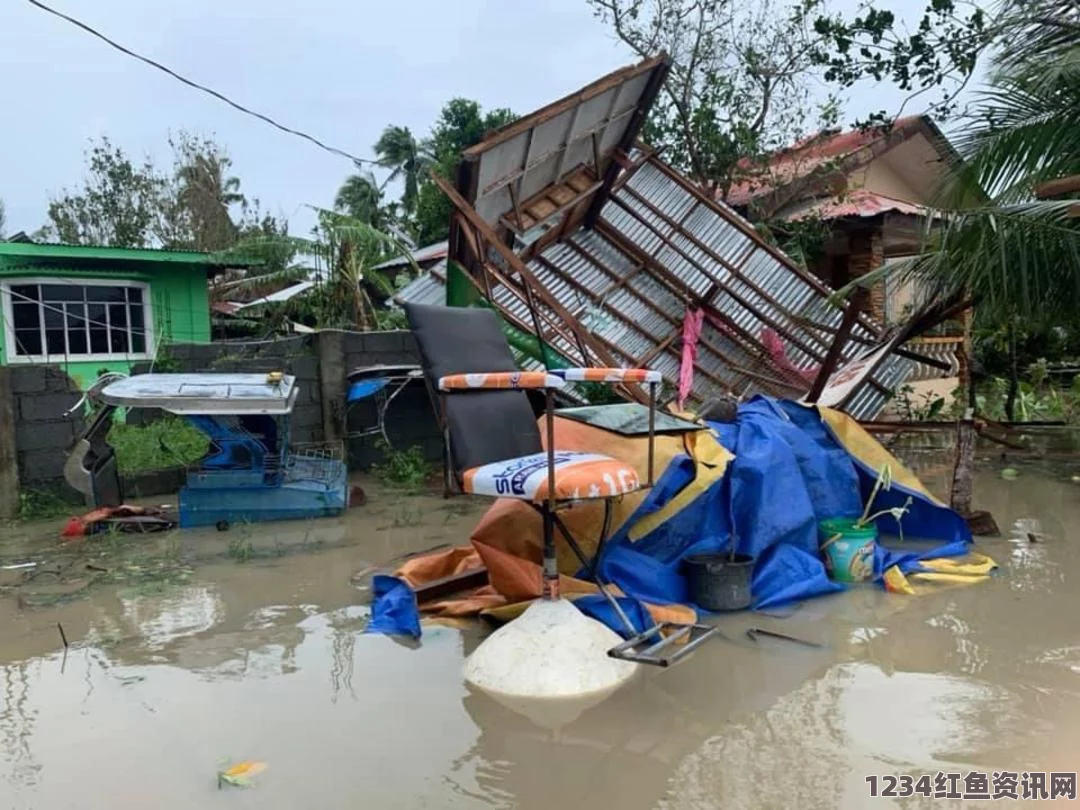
<box><xmin>26</xmin><ymin>0</ymin><xmax>379</xmax><ymax>167</ymax></box>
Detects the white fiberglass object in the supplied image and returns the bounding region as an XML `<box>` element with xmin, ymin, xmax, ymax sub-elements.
<box><xmin>462</xmin><ymin>598</ymin><xmax>639</xmax><ymax>728</ymax></box>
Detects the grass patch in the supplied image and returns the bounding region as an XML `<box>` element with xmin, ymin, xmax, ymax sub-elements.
<box><xmin>371</xmin><ymin>440</ymin><xmax>432</xmax><ymax>492</ymax></box>
<box><xmin>107</xmin><ymin>414</ymin><xmax>209</xmax><ymax>474</ymax></box>
<box><xmin>18</xmin><ymin>488</ymin><xmax>75</xmax><ymax>521</ymax></box>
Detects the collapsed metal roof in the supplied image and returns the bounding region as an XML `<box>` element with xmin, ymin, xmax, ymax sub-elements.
<box><xmin>436</xmin><ymin>55</ymin><xmax>938</xmax><ymax>418</ymax></box>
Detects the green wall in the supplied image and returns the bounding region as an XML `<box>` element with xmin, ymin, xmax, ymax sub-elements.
<box><xmin>0</xmin><ymin>263</ymin><xmax>212</xmax><ymax>390</ymax></box>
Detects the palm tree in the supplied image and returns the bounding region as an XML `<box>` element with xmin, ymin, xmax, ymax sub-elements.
<box><xmin>856</xmin><ymin>0</ymin><xmax>1080</xmax><ymax>323</ymax></box>
<box><xmin>224</xmin><ymin>208</ymin><xmax>420</xmax><ymax>332</ymax></box>
<box><xmin>373</xmin><ymin>125</ymin><xmax>432</xmax><ymax>218</ymax></box>
<box><xmin>334</xmin><ymin>169</ymin><xmax>383</xmax><ymax>226</ymax></box>
<box><xmin>172</xmin><ymin>134</ymin><xmax>247</xmax><ymax>251</ymax></box>
<box><xmin>844</xmin><ymin>0</ymin><xmax>1080</xmax><ymax>512</ymax></box>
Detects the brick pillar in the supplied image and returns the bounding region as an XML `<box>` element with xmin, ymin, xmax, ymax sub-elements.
<box><xmin>847</xmin><ymin>227</ymin><xmax>886</xmax><ymax>323</ymax></box>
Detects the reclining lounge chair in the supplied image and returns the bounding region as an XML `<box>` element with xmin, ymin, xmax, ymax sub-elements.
<box><xmin>403</xmin><ymin>302</ymin><xmax>720</xmax><ymax>666</ymax></box>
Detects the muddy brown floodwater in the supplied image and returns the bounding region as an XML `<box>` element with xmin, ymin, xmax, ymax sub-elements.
<box><xmin>2</xmin><ymin>446</ymin><xmax>1080</xmax><ymax>809</ymax></box>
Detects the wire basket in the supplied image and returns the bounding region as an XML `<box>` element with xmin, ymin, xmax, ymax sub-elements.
<box><xmin>284</xmin><ymin>441</ymin><xmax>346</xmax><ymax>485</ymax></box>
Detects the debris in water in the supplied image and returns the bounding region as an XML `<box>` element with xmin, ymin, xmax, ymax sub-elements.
<box><xmin>1001</xmin><ymin>468</ymin><xmax>1019</xmax><ymax>480</ymax></box>
<box><xmin>217</xmin><ymin>760</ymin><xmax>267</xmax><ymax>789</ymax></box>
<box><xmin>1</xmin><ymin>562</ymin><xmax>37</xmax><ymax>571</ymax></box>
<box><xmin>57</xmin><ymin>622</ymin><xmax>68</xmax><ymax>649</ymax></box>
<box><xmin>746</xmin><ymin>628</ymin><xmax>824</xmax><ymax>648</ymax></box>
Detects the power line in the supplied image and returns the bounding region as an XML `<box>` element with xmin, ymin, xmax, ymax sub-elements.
<box><xmin>26</xmin><ymin>0</ymin><xmax>380</xmax><ymax>167</ymax></box>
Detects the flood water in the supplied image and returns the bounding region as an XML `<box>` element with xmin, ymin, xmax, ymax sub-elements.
<box><xmin>2</xmin><ymin>445</ymin><xmax>1079</xmax><ymax>809</ymax></box>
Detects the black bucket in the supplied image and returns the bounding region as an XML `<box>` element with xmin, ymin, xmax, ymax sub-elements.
<box><xmin>685</xmin><ymin>553</ymin><xmax>754</xmax><ymax>612</ymax></box>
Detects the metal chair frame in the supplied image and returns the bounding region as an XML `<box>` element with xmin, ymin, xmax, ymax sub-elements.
<box><xmin>424</xmin><ymin>376</ymin><xmax>721</xmax><ymax>667</ymax></box>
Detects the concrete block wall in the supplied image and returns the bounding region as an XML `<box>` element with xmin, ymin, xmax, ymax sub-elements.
<box><xmin>2</xmin><ymin>330</ymin><xmax>442</xmax><ymax>503</ymax></box>
<box><xmin>10</xmin><ymin>366</ymin><xmax>82</xmax><ymax>485</ymax></box>
<box><xmin>340</xmin><ymin>330</ymin><xmax>440</xmax><ymax>469</ymax></box>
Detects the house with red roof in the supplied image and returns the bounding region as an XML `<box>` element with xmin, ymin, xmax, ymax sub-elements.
<box><xmin>723</xmin><ymin>115</ymin><xmax>962</xmax><ymax>328</ymax></box>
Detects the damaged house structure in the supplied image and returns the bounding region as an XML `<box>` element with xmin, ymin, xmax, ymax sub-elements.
<box><xmin>409</xmin><ymin>55</ymin><xmax>955</xmax><ymax>419</ymax></box>
<box><xmin>723</xmin><ymin>115</ymin><xmax>968</xmax><ymax>385</ymax></box>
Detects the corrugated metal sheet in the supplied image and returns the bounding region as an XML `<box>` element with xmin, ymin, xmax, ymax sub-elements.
<box><xmin>518</xmin><ymin>156</ymin><xmax>915</xmax><ymax>417</ymax></box>
<box><xmin>439</xmin><ymin>60</ymin><xmax>923</xmax><ymax>419</ymax></box>
<box><xmin>373</xmin><ymin>240</ymin><xmax>449</xmax><ymax>271</ymax></box>
<box><xmin>393</xmin><ymin>261</ymin><xmax>447</xmax><ymax>307</ymax></box>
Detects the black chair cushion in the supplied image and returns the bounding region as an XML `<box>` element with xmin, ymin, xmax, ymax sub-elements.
<box><xmin>403</xmin><ymin>302</ymin><xmax>543</xmax><ymax>471</ymax></box>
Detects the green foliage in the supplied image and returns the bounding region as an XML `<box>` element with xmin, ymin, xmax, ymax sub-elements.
<box><xmin>45</xmin><ymin>137</ymin><xmax>169</xmax><ymax>247</ymax></box>
<box><xmin>375</xmin><ymin>306</ymin><xmax>409</xmax><ymax>331</ymax></box>
<box><xmin>335</xmin><ymin>168</ymin><xmax>386</xmax><ymax>227</ymax></box>
<box><xmin>338</xmin><ymin>99</ymin><xmax>518</xmax><ymax>245</ymax></box>
<box><xmin>374</xmin><ymin>125</ymin><xmax>432</xmax><ymax>217</ymax></box>
<box><xmin>371</xmin><ymin>439</ymin><xmax>432</xmax><ymax>491</ymax></box>
<box><xmin>588</xmin><ymin>0</ymin><xmax>987</xmax><ymax>200</ymax></box>
<box><xmin>845</xmin><ymin>0</ymin><xmax>1080</xmax><ymax>324</ymax></box>
<box><xmin>167</xmin><ymin>132</ymin><xmax>246</xmax><ymax>251</ymax></box>
<box><xmin>808</xmin><ymin>1</ymin><xmax>989</xmax><ymax>124</ymax></box>
<box><xmin>150</xmin><ymin>347</ymin><xmax>184</xmax><ymax>373</ymax></box>
<box><xmin>222</xmin><ymin>208</ymin><xmax>419</xmax><ymax>332</ymax></box>
<box><xmin>41</xmin><ymin>130</ymin><xmax>282</xmax><ymax>265</ymax></box>
<box><xmin>227</xmin><ymin>534</ymin><xmax>254</xmax><ymax>563</ymax></box>
<box><xmin>107</xmin><ymin>414</ymin><xmax>210</xmax><ymax>474</ymax></box>
<box><xmin>17</xmin><ymin>488</ymin><xmax>74</xmax><ymax>521</ymax></box>
<box><xmin>975</xmin><ymin>372</ymin><xmax>1080</xmax><ymax>424</ymax></box>
<box><xmin>890</xmin><ymin>384</ymin><xmax>949</xmax><ymax>422</ymax></box>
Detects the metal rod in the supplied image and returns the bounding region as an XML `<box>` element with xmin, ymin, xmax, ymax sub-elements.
<box><xmin>647</xmin><ymin>383</ymin><xmax>656</xmax><ymax>486</ymax></box>
<box><xmin>542</xmin><ymin>389</ymin><xmax>558</xmax><ymax>599</ymax></box>
<box><xmin>550</xmin><ymin>508</ymin><xmax>637</xmax><ymax>636</ymax></box>
<box><xmin>642</xmin><ymin>624</ymin><xmax>692</xmax><ymax>657</ymax></box>
<box><xmin>438</xmin><ymin>393</ymin><xmax>453</xmax><ymax>498</ymax></box>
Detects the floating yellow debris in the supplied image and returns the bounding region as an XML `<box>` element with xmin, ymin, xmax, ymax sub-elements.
<box><xmin>883</xmin><ymin>553</ymin><xmax>998</xmax><ymax>596</ymax></box>
<box><xmin>218</xmin><ymin>760</ymin><xmax>267</xmax><ymax>789</ymax></box>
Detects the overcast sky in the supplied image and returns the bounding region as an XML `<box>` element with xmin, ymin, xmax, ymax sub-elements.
<box><xmin>1</xmin><ymin>0</ymin><xmax>980</xmax><ymax>240</ymax></box>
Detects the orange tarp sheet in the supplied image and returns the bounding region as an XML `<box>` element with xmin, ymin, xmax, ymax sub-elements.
<box><xmin>393</xmin><ymin>415</ymin><xmax>709</xmax><ymax>625</ymax></box>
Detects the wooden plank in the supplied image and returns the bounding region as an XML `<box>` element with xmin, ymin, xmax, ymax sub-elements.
<box><xmin>805</xmin><ymin>295</ymin><xmax>863</xmax><ymax>403</ymax></box>
<box><xmin>507</xmin><ymin>182</ymin><xmax>526</xmax><ymax>231</ymax></box>
<box><xmin>414</xmin><ymin>567</ymin><xmax>490</xmax><ymax>604</ymax></box>
<box><xmin>526</xmin><ymin>197</ymin><xmax>558</xmax><ymax>221</ymax></box>
<box><xmin>434</xmin><ymin>170</ymin><xmax>621</xmax><ymax>371</ymax></box>
<box><xmin>548</xmin><ymin>185</ymin><xmax>576</xmax><ymax>206</ymax></box>
<box><xmin>1035</xmin><ymin>174</ymin><xmax>1080</xmax><ymax>199</ymax></box>
<box><xmin>0</xmin><ymin>368</ymin><xmax>18</xmax><ymax>521</ymax></box>
<box><xmin>567</xmin><ymin>170</ymin><xmax>594</xmax><ymax>194</ymax></box>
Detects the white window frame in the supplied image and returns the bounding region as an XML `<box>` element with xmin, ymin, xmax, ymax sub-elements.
<box><xmin>1</xmin><ymin>277</ymin><xmax>155</xmax><ymax>364</ymax></box>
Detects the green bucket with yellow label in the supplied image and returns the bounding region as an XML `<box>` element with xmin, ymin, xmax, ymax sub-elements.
<box><xmin>818</xmin><ymin>518</ymin><xmax>877</xmax><ymax>583</ymax></box>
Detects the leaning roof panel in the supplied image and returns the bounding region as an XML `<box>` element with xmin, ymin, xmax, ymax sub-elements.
<box><xmin>438</xmin><ymin>57</ymin><xmax>924</xmax><ymax>418</ymax></box>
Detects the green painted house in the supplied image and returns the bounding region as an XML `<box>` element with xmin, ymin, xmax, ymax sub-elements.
<box><xmin>0</xmin><ymin>239</ymin><xmax>259</xmax><ymax>388</ymax></box>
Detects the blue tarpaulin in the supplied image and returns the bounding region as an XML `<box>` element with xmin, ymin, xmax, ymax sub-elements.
<box><xmin>366</xmin><ymin>397</ymin><xmax>973</xmax><ymax>637</ymax></box>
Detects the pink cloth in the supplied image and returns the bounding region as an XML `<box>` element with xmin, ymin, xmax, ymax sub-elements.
<box><xmin>760</xmin><ymin>327</ymin><xmax>818</xmax><ymax>385</ymax></box>
<box><xmin>678</xmin><ymin>308</ymin><xmax>704</xmax><ymax>409</ymax></box>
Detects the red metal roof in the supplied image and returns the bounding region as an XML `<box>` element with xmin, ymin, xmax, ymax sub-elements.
<box><xmin>786</xmin><ymin>189</ymin><xmax>932</xmax><ymax>221</ymax></box>
<box><xmin>724</xmin><ymin>116</ymin><xmax>925</xmax><ymax>207</ymax></box>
